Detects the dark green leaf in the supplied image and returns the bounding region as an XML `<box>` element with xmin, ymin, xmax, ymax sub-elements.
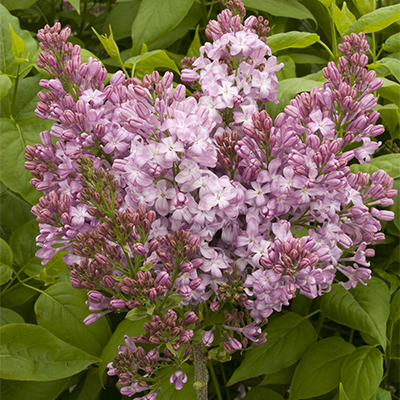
<box><xmin>340</xmin><ymin>346</ymin><xmax>383</xmax><ymax>400</ymax></box>
<box><xmin>243</xmin><ymin>0</ymin><xmax>316</xmax><ymax>23</ymax></box>
<box><xmin>0</xmin><ymin>5</ymin><xmax>37</xmax><ymax>77</ymax></box>
<box><xmin>344</xmin><ymin>4</ymin><xmax>400</xmax><ymax>35</ymax></box>
<box><xmin>131</xmin><ymin>0</ymin><xmax>195</xmax><ymax>55</ymax></box>
<box><xmin>0</xmin><ymin>323</ymin><xmax>100</xmax><ymax>381</ymax></box>
<box><xmin>377</xmin><ymin>78</ymin><xmax>400</xmax><ymax>108</ymax></box>
<box><xmin>0</xmin><ymin>191</ymin><xmax>35</xmax><ymax>231</ymax></box>
<box><xmin>0</xmin><ymin>377</ymin><xmax>69</xmax><ymax>400</ymax></box>
<box><xmin>389</xmin><ymin>289</ymin><xmax>400</xmax><ymax>324</ymax></box>
<box><xmin>265</xmin><ymin>78</ymin><xmax>324</xmax><ymax>119</ymax></box>
<box><xmin>267</xmin><ymin>32</ymin><xmax>320</xmax><ymax>53</ymax></box>
<box><xmin>373</xmin><ymin>269</ymin><xmax>399</xmax><ymax>294</ymax></box>
<box><xmin>0</xmin><ymin>238</ymin><xmax>13</xmax><ymax>285</ymax></box>
<box><xmin>320</xmin><ymin>278</ymin><xmax>390</xmax><ymax>349</ymax></box>
<box><xmin>39</xmin><ymin>251</ymin><xmax>68</xmax><ymax>284</ymax></box>
<box><xmin>374</xmin><ymin>104</ymin><xmax>400</xmax><ymax>140</ymax></box>
<box><xmin>289</xmin><ymin>337</ymin><xmax>355</xmax><ymax>400</ymax></box>
<box><xmin>75</xmin><ymin>367</ymin><xmax>103</xmax><ymax>400</ymax></box>
<box><xmin>34</xmin><ymin>282</ymin><xmax>111</xmax><ymax>356</ymax></box>
<box><xmin>370</xmin><ymin>58</ymin><xmax>400</xmax><ymax>82</ymax></box>
<box><xmin>0</xmin><ymin>280</ymin><xmax>40</xmax><ymax>308</ymax></box>
<box><xmin>370</xmin><ymin>388</ymin><xmax>392</xmax><ymax>400</ymax></box>
<box><xmin>0</xmin><ymin>307</ymin><xmax>24</xmax><ymax>326</ymax></box>
<box><xmin>187</xmin><ymin>25</ymin><xmax>201</xmax><ymax>58</ymax></box>
<box><xmin>245</xmin><ymin>387</ymin><xmax>284</xmax><ymax>400</ymax></box>
<box><xmin>228</xmin><ymin>312</ymin><xmax>317</xmax><ymax>385</ymax></box>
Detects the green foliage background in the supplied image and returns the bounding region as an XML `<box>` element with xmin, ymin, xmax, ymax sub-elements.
<box><xmin>0</xmin><ymin>0</ymin><xmax>399</xmax><ymax>399</ymax></box>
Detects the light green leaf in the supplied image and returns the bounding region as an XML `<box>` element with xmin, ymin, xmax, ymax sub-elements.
<box><xmin>289</xmin><ymin>337</ymin><xmax>355</xmax><ymax>400</ymax></box>
<box><xmin>0</xmin><ymin>377</ymin><xmax>69</xmax><ymax>400</ymax></box>
<box><xmin>0</xmin><ymin>5</ymin><xmax>37</xmax><ymax>77</ymax></box>
<box><xmin>125</xmin><ymin>306</ymin><xmax>149</xmax><ymax>321</ymax></box>
<box><xmin>383</xmin><ymin>33</ymin><xmax>400</xmax><ymax>53</ymax></box>
<box><xmin>371</xmin><ymin>58</ymin><xmax>400</xmax><ymax>82</ymax></box>
<box><xmin>67</xmin><ymin>0</ymin><xmax>80</xmax><ymax>14</ymax></box>
<box><xmin>317</xmin><ymin>0</ymin><xmax>334</xmax><ymax>8</ymax></box>
<box><xmin>265</xmin><ymin>78</ymin><xmax>324</xmax><ymax>119</ymax></box>
<box><xmin>245</xmin><ymin>387</ymin><xmax>284</xmax><ymax>400</ymax></box>
<box><xmin>0</xmin><ymin>264</ymin><xmax>12</xmax><ymax>286</ymax></box>
<box><xmin>320</xmin><ymin>278</ymin><xmax>390</xmax><ymax>349</ymax></box>
<box><xmin>341</xmin><ymin>346</ymin><xmax>383</xmax><ymax>400</ymax></box>
<box><xmin>0</xmin><ymin>0</ymin><xmax>38</xmax><ymax>10</ymax></box>
<box><xmin>344</xmin><ymin>4</ymin><xmax>400</xmax><ymax>35</ymax></box>
<box><xmin>34</xmin><ymin>282</ymin><xmax>111</xmax><ymax>357</ymax></box>
<box><xmin>228</xmin><ymin>312</ymin><xmax>317</xmax><ymax>385</ymax></box>
<box><xmin>370</xmin><ymin>388</ymin><xmax>393</xmax><ymax>400</ymax></box>
<box><xmin>131</xmin><ymin>0</ymin><xmax>195</xmax><ymax>55</ymax></box>
<box><xmin>267</xmin><ymin>32</ymin><xmax>320</xmax><ymax>53</ymax></box>
<box><xmin>187</xmin><ymin>25</ymin><xmax>201</xmax><ymax>58</ymax></box>
<box><xmin>353</xmin><ymin>0</ymin><xmax>375</xmax><ymax>15</ymax></box>
<box><xmin>334</xmin><ymin>3</ymin><xmax>356</xmax><ymax>36</ymax></box>
<box><xmin>287</xmin><ymin>53</ymin><xmax>328</xmax><ymax>64</ymax></box>
<box><xmin>243</xmin><ymin>0</ymin><xmax>316</xmax><ymax>23</ymax></box>
<box><xmin>39</xmin><ymin>251</ymin><xmax>68</xmax><ymax>285</ymax></box>
<box><xmin>378</xmin><ymin>78</ymin><xmax>400</xmax><ymax>108</ymax></box>
<box><xmin>0</xmin><ymin>308</ymin><xmax>24</xmax><ymax>327</ymax></box>
<box><xmin>0</xmin><ymin>74</ymin><xmax>12</xmax><ymax>101</ymax></box>
<box><xmin>0</xmin><ymin>323</ymin><xmax>100</xmax><ymax>381</ymax></box>
<box><xmin>98</xmin><ymin>318</ymin><xmax>149</xmax><ymax>381</ymax></box>
<box><xmin>276</xmin><ymin>56</ymin><xmax>296</xmax><ymax>80</ymax></box>
<box><xmin>92</xmin><ymin>26</ymin><xmax>122</xmax><ymax>64</ymax></box>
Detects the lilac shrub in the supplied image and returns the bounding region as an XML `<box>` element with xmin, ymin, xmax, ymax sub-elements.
<box><xmin>26</xmin><ymin>1</ymin><xmax>396</xmax><ymax>398</ymax></box>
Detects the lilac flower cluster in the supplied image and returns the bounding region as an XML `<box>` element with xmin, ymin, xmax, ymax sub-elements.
<box><xmin>27</xmin><ymin>3</ymin><xmax>396</xmax><ymax>398</ymax></box>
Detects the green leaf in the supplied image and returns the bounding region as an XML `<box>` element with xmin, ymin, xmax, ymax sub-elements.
<box><xmin>0</xmin><ymin>0</ymin><xmax>38</xmax><ymax>10</ymax></box>
<box><xmin>245</xmin><ymin>387</ymin><xmax>284</xmax><ymax>400</ymax></box>
<box><xmin>334</xmin><ymin>3</ymin><xmax>356</xmax><ymax>36</ymax></box>
<box><xmin>98</xmin><ymin>318</ymin><xmax>149</xmax><ymax>381</ymax></box>
<box><xmin>39</xmin><ymin>251</ymin><xmax>68</xmax><ymax>284</ymax></box>
<box><xmin>161</xmin><ymin>295</ymin><xmax>184</xmax><ymax>311</ymax></box>
<box><xmin>0</xmin><ymin>5</ymin><xmax>37</xmax><ymax>77</ymax></box>
<box><xmin>289</xmin><ymin>337</ymin><xmax>355</xmax><ymax>400</ymax></box>
<box><xmin>103</xmin><ymin>0</ymin><xmax>141</xmax><ymax>41</ymax></box>
<box><xmin>92</xmin><ymin>26</ymin><xmax>122</xmax><ymax>65</ymax></box>
<box><xmin>344</xmin><ymin>4</ymin><xmax>400</xmax><ymax>35</ymax></box>
<box><xmin>34</xmin><ymin>282</ymin><xmax>111</xmax><ymax>357</ymax></box>
<box><xmin>0</xmin><ymin>190</ymin><xmax>35</xmax><ymax>231</ymax></box>
<box><xmin>0</xmin><ymin>280</ymin><xmax>40</xmax><ymax>308</ymax></box>
<box><xmin>378</xmin><ymin>78</ymin><xmax>400</xmax><ymax>108</ymax></box>
<box><xmin>0</xmin><ymin>237</ymin><xmax>13</xmax><ymax>285</ymax></box>
<box><xmin>187</xmin><ymin>25</ymin><xmax>201</xmax><ymax>58</ymax></box>
<box><xmin>320</xmin><ymin>277</ymin><xmax>390</xmax><ymax>349</ymax></box>
<box><xmin>340</xmin><ymin>346</ymin><xmax>383</xmax><ymax>400</ymax></box>
<box><xmin>130</xmin><ymin>0</ymin><xmax>195</xmax><ymax>55</ymax></box>
<box><xmin>372</xmin><ymin>58</ymin><xmax>400</xmax><ymax>82</ymax></box>
<box><xmin>374</xmin><ymin>104</ymin><xmax>400</xmax><ymax>140</ymax></box>
<box><xmin>259</xmin><ymin>364</ymin><xmax>296</xmax><ymax>385</ymax></box>
<box><xmin>125</xmin><ymin>306</ymin><xmax>149</xmax><ymax>321</ymax></box>
<box><xmin>125</xmin><ymin>49</ymin><xmax>180</xmax><ymax>79</ymax></box>
<box><xmin>370</xmin><ymin>388</ymin><xmax>393</xmax><ymax>400</ymax></box>
<box><xmin>383</xmin><ymin>33</ymin><xmax>400</xmax><ymax>53</ymax></box>
<box><xmin>0</xmin><ymin>116</ymin><xmax>52</xmax><ymax>204</ymax></box>
<box><xmin>373</xmin><ymin>269</ymin><xmax>399</xmax><ymax>295</ymax></box>
<box><xmin>287</xmin><ymin>53</ymin><xmax>328</xmax><ymax>64</ymax></box>
<box><xmin>0</xmin><ymin>307</ymin><xmax>24</xmax><ymax>327</ymax></box>
<box><xmin>243</xmin><ymin>0</ymin><xmax>316</xmax><ymax>23</ymax></box>
<box><xmin>276</xmin><ymin>56</ymin><xmax>296</xmax><ymax>80</ymax></box>
<box><xmin>267</xmin><ymin>32</ymin><xmax>320</xmax><ymax>53</ymax></box>
<box><xmin>227</xmin><ymin>312</ymin><xmax>317</xmax><ymax>385</ymax></box>
<box><xmin>0</xmin><ymin>377</ymin><xmax>69</xmax><ymax>400</ymax></box>
<box><xmin>389</xmin><ymin>289</ymin><xmax>400</xmax><ymax>324</ymax></box>
<box><xmin>353</xmin><ymin>0</ymin><xmax>375</xmax><ymax>15</ymax></box>
<box><xmin>0</xmin><ymin>323</ymin><xmax>100</xmax><ymax>381</ymax></box>
<box><xmin>9</xmin><ymin>24</ymin><xmax>27</xmax><ymax>64</ymax></box>
<box><xmin>317</xmin><ymin>0</ymin><xmax>334</xmax><ymax>8</ymax></box>
<box><xmin>339</xmin><ymin>383</ymin><xmax>350</xmax><ymax>400</ymax></box>
<box><xmin>265</xmin><ymin>78</ymin><xmax>324</xmax><ymax>119</ymax></box>
<box><xmin>9</xmin><ymin>219</ymin><xmax>41</xmax><ymax>276</ymax></box>
<box><xmin>67</xmin><ymin>0</ymin><xmax>80</xmax><ymax>14</ymax></box>
<box><xmin>74</xmin><ymin>367</ymin><xmax>103</xmax><ymax>400</ymax></box>
<box><xmin>0</xmin><ymin>75</ymin><xmax>12</xmax><ymax>101</ymax></box>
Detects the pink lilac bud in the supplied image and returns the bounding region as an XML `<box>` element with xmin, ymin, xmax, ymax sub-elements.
<box><xmin>203</xmin><ymin>329</ymin><xmax>214</xmax><ymax>346</ymax></box>
<box><xmin>184</xmin><ymin>311</ymin><xmax>198</xmax><ymax>325</ymax></box>
<box><xmin>84</xmin><ymin>313</ymin><xmax>99</xmax><ymax>325</ymax></box>
<box><xmin>210</xmin><ymin>302</ymin><xmax>219</xmax><ymax>312</ymax></box>
<box><xmin>132</xmin><ymin>243</ymin><xmax>146</xmax><ymax>256</ymax></box>
<box><xmin>110</xmin><ymin>299</ymin><xmax>126</xmax><ymax>309</ymax></box>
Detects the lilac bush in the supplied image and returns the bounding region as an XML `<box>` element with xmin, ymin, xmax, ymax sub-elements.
<box><xmin>25</xmin><ymin>1</ymin><xmax>396</xmax><ymax>398</ymax></box>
